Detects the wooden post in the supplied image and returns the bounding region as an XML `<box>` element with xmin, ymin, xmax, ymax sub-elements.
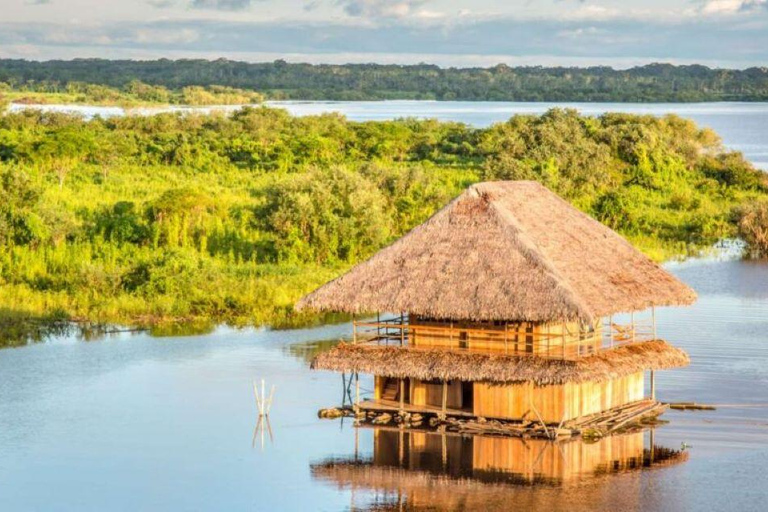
<box><xmin>341</xmin><ymin>373</ymin><xmax>347</xmax><ymax>407</ymax></box>
<box><xmin>399</xmin><ymin>378</ymin><xmax>405</xmax><ymax>413</ymax></box>
<box><xmin>650</xmin><ymin>370</ymin><xmax>656</xmax><ymax>401</ymax></box>
<box><xmin>400</xmin><ymin>312</ymin><xmax>405</xmax><ymax>346</ymax></box>
<box><xmin>442</xmin><ymin>380</ymin><xmax>448</xmax><ymax>415</ymax></box>
<box><xmin>355</xmin><ymin>372</ymin><xmax>360</xmax><ymax>411</ymax></box>
<box><xmin>561</xmin><ymin>322</ymin><xmax>566</xmax><ymax>358</ymax></box>
<box><xmin>354</xmin><ymin>422</ymin><xmax>359</xmax><ymax>461</ymax></box>
<box><xmin>577</xmin><ymin>323</ymin><xmax>582</xmax><ymax>357</ymax></box>
<box><xmin>441</xmin><ymin>432</ymin><xmax>448</xmax><ymax>468</ymax></box>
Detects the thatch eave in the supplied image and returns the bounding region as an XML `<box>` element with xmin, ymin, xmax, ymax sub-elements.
<box><xmin>310</xmin><ymin>340</ymin><xmax>689</xmax><ymax>386</ymax></box>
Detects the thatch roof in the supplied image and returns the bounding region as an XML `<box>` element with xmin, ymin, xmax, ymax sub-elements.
<box><xmin>311</xmin><ymin>340</ymin><xmax>689</xmax><ymax>385</ymax></box>
<box><xmin>296</xmin><ymin>181</ymin><xmax>696</xmax><ymax>323</ymax></box>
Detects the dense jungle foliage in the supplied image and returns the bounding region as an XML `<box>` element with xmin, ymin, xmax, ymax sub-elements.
<box><xmin>0</xmin><ymin>80</ymin><xmax>263</xmax><ymax>107</ymax></box>
<box><xmin>0</xmin><ymin>107</ymin><xmax>765</xmax><ymax>328</ymax></box>
<box><xmin>1</xmin><ymin>59</ymin><xmax>768</xmax><ymax>102</ymax></box>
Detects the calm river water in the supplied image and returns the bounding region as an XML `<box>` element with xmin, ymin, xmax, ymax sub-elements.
<box><xmin>2</xmin><ymin>101</ymin><xmax>768</xmax><ymax>511</ymax></box>
<box><xmin>0</xmin><ymin>251</ymin><xmax>767</xmax><ymax>511</ymax></box>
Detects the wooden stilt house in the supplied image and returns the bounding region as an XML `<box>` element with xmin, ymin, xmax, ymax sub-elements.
<box><xmin>298</xmin><ymin>181</ymin><xmax>696</xmax><ymax>425</ymax></box>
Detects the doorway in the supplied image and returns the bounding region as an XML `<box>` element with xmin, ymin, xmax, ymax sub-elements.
<box><xmin>461</xmin><ymin>382</ymin><xmax>474</xmax><ymax>411</ymax></box>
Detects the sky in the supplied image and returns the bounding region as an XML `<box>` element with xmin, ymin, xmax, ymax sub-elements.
<box><xmin>1</xmin><ymin>0</ymin><xmax>767</xmax><ymax>68</ymax></box>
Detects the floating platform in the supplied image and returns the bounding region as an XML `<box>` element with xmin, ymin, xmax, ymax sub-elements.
<box><xmin>319</xmin><ymin>399</ymin><xmax>668</xmax><ymax>439</ymax></box>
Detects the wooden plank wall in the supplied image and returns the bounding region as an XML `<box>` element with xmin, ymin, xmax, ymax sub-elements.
<box><xmin>474</xmin><ymin>372</ymin><xmax>645</xmax><ymax>423</ymax></box>
<box><xmin>409</xmin><ymin>317</ymin><xmax>601</xmax><ymax>356</ymax></box>
<box><xmin>410</xmin><ymin>379</ymin><xmax>463</xmax><ymax>409</ymax></box>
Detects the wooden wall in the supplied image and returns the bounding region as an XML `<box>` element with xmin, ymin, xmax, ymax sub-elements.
<box><xmin>474</xmin><ymin>372</ymin><xmax>645</xmax><ymax>423</ymax></box>
<box><xmin>410</xmin><ymin>379</ymin><xmax>463</xmax><ymax>409</ymax></box>
<box><xmin>409</xmin><ymin>316</ymin><xmax>601</xmax><ymax>357</ymax></box>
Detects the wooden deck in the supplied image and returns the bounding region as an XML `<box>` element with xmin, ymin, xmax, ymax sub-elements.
<box><xmin>358</xmin><ymin>398</ymin><xmax>476</xmax><ymax>418</ymax></box>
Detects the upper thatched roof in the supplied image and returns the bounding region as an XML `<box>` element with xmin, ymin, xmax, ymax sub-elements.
<box><xmin>311</xmin><ymin>340</ymin><xmax>689</xmax><ymax>385</ymax></box>
<box><xmin>296</xmin><ymin>181</ymin><xmax>696</xmax><ymax>323</ymax></box>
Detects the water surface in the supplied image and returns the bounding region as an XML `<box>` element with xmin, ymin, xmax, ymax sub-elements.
<box><xmin>1</xmin><ymin>254</ymin><xmax>767</xmax><ymax>511</ymax></box>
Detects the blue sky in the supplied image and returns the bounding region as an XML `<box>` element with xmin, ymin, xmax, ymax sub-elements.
<box><xmin>1</xmin><ymin>0</ymin><xmax>767</xmax><ymax>67</ymax></box>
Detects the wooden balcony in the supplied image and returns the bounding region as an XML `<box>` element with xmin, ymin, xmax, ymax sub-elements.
<box><xmin>352</xmin><ymin>312</ymin><xmax>657</xmax><ymax>360</ymax></box>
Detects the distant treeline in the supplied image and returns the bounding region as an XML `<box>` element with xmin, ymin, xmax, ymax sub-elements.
<box><xmin>1</xmin><ymin>59</ymin><xmax>768</xmax><ymax>102</ymax></box>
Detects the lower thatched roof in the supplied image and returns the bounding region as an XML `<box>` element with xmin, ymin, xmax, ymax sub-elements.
<box><xmin>311</xmin><ymin>340</ymin><xmax>689</xmax><ymax>385</ymax></box>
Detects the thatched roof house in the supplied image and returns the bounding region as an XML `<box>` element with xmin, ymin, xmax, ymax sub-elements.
<box><xmin>300</xmin><ymin>181</ymin><xmax>696</xmax><ymax>426</ymax></box>
<box><xmin>297</xmin><ymin>181</ymin><xmax>696</xmax><ymax>323</ymax></box>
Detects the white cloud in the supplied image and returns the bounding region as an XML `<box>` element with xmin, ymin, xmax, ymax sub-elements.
<box><xmin>701</xmin><ymin>0</ymin><xmax>767</xmax><ymax>15</ymax></box>
<box><xmin>133</xmin><ymin>28</ymin><xmax>200</xmax><ymax>44</ymax></box>
<box><xmin>191</xmin><ymin>0</ymin><xmax>257</xmax><ymax>10</ymax></box>
<box><xmin>337</xmin><ymin>0</ymin><xmax>438</xmax><ymax>20</ymax></box>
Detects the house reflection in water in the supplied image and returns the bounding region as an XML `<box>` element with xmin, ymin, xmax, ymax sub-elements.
<box><xmin>312</xmin><ymin>428</ymin><xmax>688</xmax><ymax>511</ymax></box>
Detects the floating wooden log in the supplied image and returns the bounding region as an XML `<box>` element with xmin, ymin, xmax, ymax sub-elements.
<box><xmin>666</xmin><ymin>402</ymin><xmax>716</xmax><ymax>411</ymax></box>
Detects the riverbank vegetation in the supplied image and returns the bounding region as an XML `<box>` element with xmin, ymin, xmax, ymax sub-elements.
<box><xmin>0</xmin><ymin>80</ymin><xmax>263</xmax><ymax>107</ymax></box>
<box><xmin>2</xmin><ymin>59</ymin><xmax>768</xmax><ymax>101</ymax></box>
<box><xmin>737</xmin><ymin>201</ymin><xmax>768</xmax><ymax>258</ymax></box>
<box><xmin>0</xmin><ymin>107</ymin><xmax>765</xmax><ymax>327</ymax></box>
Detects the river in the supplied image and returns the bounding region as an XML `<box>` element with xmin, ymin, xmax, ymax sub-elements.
<box><xmin>1</xmin><ymin>102</ymin><xmax>768</xmax><ymax>511</ymax></box>
<box><xmin>7</xmin><ymin>101</ymin><xmax>768</xmax><ymax>170</ymax></box>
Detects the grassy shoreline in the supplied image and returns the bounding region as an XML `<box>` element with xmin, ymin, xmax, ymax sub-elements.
<box><xmin>1</xmin><ymin>82</ymin><xmax>264</xmax><ymax>109</ymax></box>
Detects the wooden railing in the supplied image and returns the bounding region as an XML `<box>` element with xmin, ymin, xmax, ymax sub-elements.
<box><xmin>352</xmin><ymin>314</ymin><xmax>656</xmax><ymax>360</ymax></box>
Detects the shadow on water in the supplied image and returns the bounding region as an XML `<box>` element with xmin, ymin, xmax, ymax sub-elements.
<box><xmin>283</xmin><ymin>338</ymin><xmax>345</xmax><ymax>364</ymax></box>
<box><xmin>311</xmin><ymin>427</ymin><xmax>687</xmax><ymax>511</ymax></box>
<box><xmin>0</xmin><ymin>309</ymin><xmax>75</xmax><ymax>348</ymax></box>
